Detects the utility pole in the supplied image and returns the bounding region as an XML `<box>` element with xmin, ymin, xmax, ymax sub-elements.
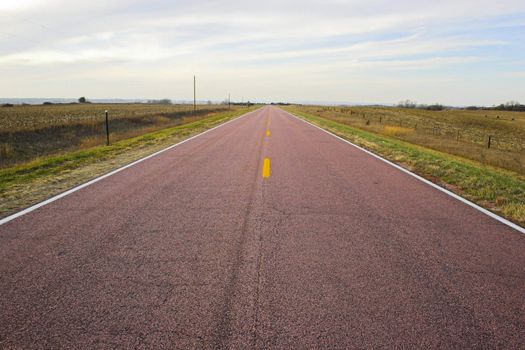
<box><xmin>228</xmin><ymin>93</ymin><xmax>231</xmax><ymax>110</ymax></box>
<box><xmin>193</xmin><ymin>75</ymin><xmax>196</xmax><ymax>113</ymax></box>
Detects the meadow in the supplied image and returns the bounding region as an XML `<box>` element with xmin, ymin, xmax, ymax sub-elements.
<box><xmin>0</xmin><ymin>103</ymin><xmax>232</xmax><ymax>168</ymax></box>
<box><xmin>289</xmin><ymin>105</ymin><xmax>525</xmax><ymax>174</ymax></box>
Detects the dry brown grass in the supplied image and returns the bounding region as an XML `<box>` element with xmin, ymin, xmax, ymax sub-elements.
<box><xmin>292</xmin><ymin>105</ymin><xmax>525</xmax><ymax>174</ymax></box>
<box><xmin>0</xmin><ymin>143</ymin><xmax>14</xmax><ymax>159</ymax></box>
<box><xmin>383</xmin><ymin>126</ymin><xmax>414</xmax><ymax>137</ymax></box>
<box><xmin>0</xmin><ymin>103</ymin><xmax>224</xmax><ymax>132</ymax></box>
<box><xmin>0</xmin><ymin>103</ymin><xmax>235</xmax><ymax>168</ymax></box>
<box><xmin>79</xmin><ymin>135</ymin><xmax>105</xmax><ymax>149</ymax></box>
<box><xmin>153</xmin><ymin>115</ymin><xmax>171</xmax><ymax>124</ymax></box>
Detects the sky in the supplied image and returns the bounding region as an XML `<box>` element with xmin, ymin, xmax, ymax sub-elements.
<box><xmin>1</xmin><ymin>0</ymin><xmax>524</xmax><ymax>105</ymax></box>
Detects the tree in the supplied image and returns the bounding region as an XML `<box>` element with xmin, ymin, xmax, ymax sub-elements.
<box><xmin>398</xmin><ymin>100</ymin><xmax>416</xmax><ymax>108</ymax></box>
<box><xmin>78</xmin><ymin>96</ymin><xmax>87</xmax><ymax>103</ymax></box>
<box><xmin>494</xmin><ymin>101</ymin><xmax>525</xmax><ymax>112</ymax></box>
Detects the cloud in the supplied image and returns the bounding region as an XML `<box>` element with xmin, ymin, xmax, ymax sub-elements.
<box><xmin>0</xmin><ymin>0</ymin><xmax>524</xmax><ymax>105</ymax></box>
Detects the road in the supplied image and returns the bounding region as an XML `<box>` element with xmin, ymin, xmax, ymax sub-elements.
<box><xmin>1</xmin><ymin>106</ymin><xmax>524</xmax><ymax>349</ymax></box>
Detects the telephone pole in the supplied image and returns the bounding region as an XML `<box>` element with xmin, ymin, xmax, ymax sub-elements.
<box><xmin>228</xmin><ymin>93</ymin><xmax>231</xmax><ymax>110</ymax></box>
<box><xmin>193</xmin><ymin>75</ymin><xmax>196</xmax><ymax>113</ymax></box>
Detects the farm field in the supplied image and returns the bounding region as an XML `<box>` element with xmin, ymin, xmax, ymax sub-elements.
<box><xmin>0</xmin><ymin>103</ymin><xmax>234</xmax><ymax>168</ymax></box>
<box><xmin>287</xmin><ymin>105</ymin><xmax>525</xmax><ymax>175</ymax></box>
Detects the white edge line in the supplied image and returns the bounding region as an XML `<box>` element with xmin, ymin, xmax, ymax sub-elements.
<box><xmin>284</xmin><ymin>109</ymin><xmax>525</xmax><ymax>235</ymax></box>
<box><xmin>0</xmin><ymin>108</ymin><xmax>260</xmax><ymax>226</ymax></box>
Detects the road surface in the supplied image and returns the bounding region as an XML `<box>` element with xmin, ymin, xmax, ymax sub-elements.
<box><xmin>1</xmin><ymin>106</ymin><xmax>524</xmax><ymax>349</ymax></box>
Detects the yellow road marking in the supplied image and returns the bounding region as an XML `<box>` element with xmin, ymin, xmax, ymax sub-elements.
<box><xmin>262</xmin><ymin>158</ymin><xmax>270</xmax><ymax>178</ymax></box>
<box><xmin>266</xmin><ymin>130</ymin><xmax>270</xmax><ymax>137</ymax></box>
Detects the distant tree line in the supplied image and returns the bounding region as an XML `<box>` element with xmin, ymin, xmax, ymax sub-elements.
<box><xmin>492</xmin><ymin>101</ymin><xmax>525</xmax><ymax>112</ymax></box>
<box><xmin>465</xmin><ymin>101</ymin><xmax>525</xmax><ymax>111</ymax></box>
<box><xmin>2</xmin><ymin>103</ymin><xmax>33</xmax><ymax>107</ymax></box>
<box><xmin>146</xmin><ymin>98</ymin><xmax>172</xmax><ymax>105</ymax></box>
<box><xmin>397</xmin><ymin>100</ymin><xmax>444</xmax><ymax>110</ymax></box>
<box><xmin>147</xmin><ymin>99</ymin><xmax>172</xmax><ymax>105</ymax></box>
<box><xmin>397</xmin><ymin>100</ymin><xmax>417</xmax><ymax>109</ymax></box>
<box><xmin>225</xmin><ymin>101</ymin><xmax>255</xmax><ymax>106</ymax></box>
<box><xmin>399</xmin><ymin>99</ymin><xmax>525</xmax><ymax>112</ymax></box>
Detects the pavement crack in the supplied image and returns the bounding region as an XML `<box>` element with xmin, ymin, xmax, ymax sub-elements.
<box><xmin>250</xmin><ymin>178</ymin><xmax>292</xmax><ymax>349</ymax></box>
<box><xmin>251</xmin><ymin>211</ymin><xmax>264</xmax><ymax>350</ymax></box>
<box><xmin>213</xmin><ymin>123</ymin><xmax>266</xmax><ymax>349</ymax></box>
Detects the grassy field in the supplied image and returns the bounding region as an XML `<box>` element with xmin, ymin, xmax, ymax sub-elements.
<box><xmin>288</xmin><ymin>105</ymin><xmax>525</xmax><ymax>174</ymax></box>
<box><xmin>0</xmin><ymin>107</ymin><xmax>256</xmax><ymax>218</ymax></box>
<box><xmin>0</xmin><ymin>103</ymin><xmax>233</xmax><ymax>168</ymax></box>
<box><xmin>283</xmin><ymin>106</ymin><xmax>525</xmax><ymax>227</ymax></box>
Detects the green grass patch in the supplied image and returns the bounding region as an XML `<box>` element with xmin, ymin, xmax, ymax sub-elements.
<box><xmin>285</xmin><ymin>107</ymin><xmax>525</xmax><ymax>227</ymax></box>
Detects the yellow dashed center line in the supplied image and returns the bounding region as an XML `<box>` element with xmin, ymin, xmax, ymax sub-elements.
<box><xmin>262</xmin><ymin>158</ymin><xmax>271</xmax><ymax>178</ymax></box>
<box><xmin>263</xmin><ymin>114</ymin><xmax>271</xmax><ymax>178</ymax></box>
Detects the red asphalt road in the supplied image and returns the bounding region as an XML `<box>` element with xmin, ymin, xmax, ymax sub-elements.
<box><xmin>1</xmin><ymin>106</ymin><xmax>524</xmax><ymax>349</ymax></box>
